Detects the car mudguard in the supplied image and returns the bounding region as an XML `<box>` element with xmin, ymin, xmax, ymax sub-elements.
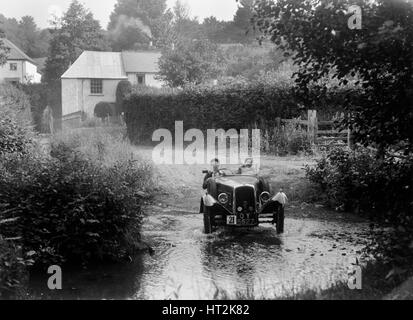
<box><xmin>203</xmin><ymin>194</ymin><xmax>217</xmax><ymax>207</ymax></box>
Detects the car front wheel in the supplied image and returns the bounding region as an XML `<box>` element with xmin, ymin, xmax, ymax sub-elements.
<box><xmin>276</xmin><ymin>206</ymin><xmax>285</xmax><ymax>234</ymax></box>
<box><xmin>203</xmin><ymin>211</ymin><xmax>213</xmax><ymax>234</ymax></box>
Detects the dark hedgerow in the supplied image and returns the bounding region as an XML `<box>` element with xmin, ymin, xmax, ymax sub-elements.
<box><xmin>0</xmin><ymin>144</ymin><xmax>151</xmax><ymax>267</ymax></box>
<box><xmin>124</xmin><ymin>81</ymin><xmax>351</xmax><ymax>144</ymax></box>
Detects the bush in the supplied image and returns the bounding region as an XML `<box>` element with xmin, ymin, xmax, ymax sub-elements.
<box><xmin>305</xmin><ymin>148</ymin><xmax>413</xmax><ymax>263</ymax></box>
<box><xmin>262</xmin><ymin>118</ymin><xmax>312</xmax><ymax>155</ymax></box>
<box><xmin>306</xmin><ymin>148</ymin><xmax>413</xmax><ymax>218</ymax></box>
<box><xmin>18</xmin><ymin>83</ymin><xmax>48</xmax><ymax>132</ymax></box>
<box><xmin>116</xmin><ymin>80</ymin><xmax>132</xmax><ymax>114</ymax></box>
<box><xmin>0</xmin><ymin>240</ymin><xmax>31</xmax><ymax>299</ymax></box>
<box><xmin>124</xmin><ymin>79</ymin><xmax>351</xmax><ymax>144</ymax></box>
<box><xmin>94</xmin><ymin>102</ymin><xmax>115</xmax><ymax>119</ymax></box>
<box><xmin>0</xmin><ymin>116</ymin><xmax>34</xmax><ymax>156</ymax></box>
<box><xmin>0</xmin><ymin>131</ymin><xmax>154</xmax><ymax>267</ymax></box>
<box><xmin>0</xmin><ymin>84</ymin><xmax>32</xmax><ymax>125</ymax></box>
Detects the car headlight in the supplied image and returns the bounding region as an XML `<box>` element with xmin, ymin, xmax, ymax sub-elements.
<box><xmin>218</xmin><ymin>193</ymin><xmax>229</xmax><ymax>205</ymax></box>
<box><xmin>260</xmin><ymin>192</ymin><xmax>271</xmax><ymax>203</ymax></box>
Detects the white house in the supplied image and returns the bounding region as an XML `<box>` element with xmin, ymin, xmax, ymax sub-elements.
<box><xmin>61</xmin><ymin>50</ymin><xmax>162</xmax><ymax>125</ymax></box>
<box><xmin>0</xmin><ymin>38</ymin><xmax>42</xmax><ymax>84</ymax></box>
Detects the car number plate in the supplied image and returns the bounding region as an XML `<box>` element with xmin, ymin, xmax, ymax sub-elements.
<box><xmin>239</xmin><ymin>219</ymin><xmax>256</xmax><ymax>225</ymax></box>
<box><xmin>227</xmin><ymin>215</ymin><xmax>237</xmax><ymax>225</ymax></box>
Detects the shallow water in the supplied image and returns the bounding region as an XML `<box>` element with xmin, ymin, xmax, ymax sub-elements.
<box><xmin>29</xmin><ymin>207</ymin><xmax>370</xmax><ymax>300</ymax></box>
<box><xmin>134</xmin><ymin>209</ymin><xmax>369</xmax><ymax>300</ymax></box>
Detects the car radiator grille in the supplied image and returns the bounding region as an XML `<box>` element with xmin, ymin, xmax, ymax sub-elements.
<box><xmin>234</xmin><ymin>186</ymin><xmax>255</xmax><ymax>217</ymax></box>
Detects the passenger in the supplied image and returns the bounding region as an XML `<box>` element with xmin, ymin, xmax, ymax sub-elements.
<box><xmin>202</xmin><ymin>158</ymin><xmax>221</xmax><ymax>189</ymax></box>
<box><xmin>237</xmin><ymin>158</ymin><xmax>254</xmax><ymax>174</ymax></box>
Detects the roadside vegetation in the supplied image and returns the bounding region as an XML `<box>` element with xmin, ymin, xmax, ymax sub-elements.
<box><xmin>252</xmin><ymin>0</ymin><xmax>413</xmax><ymax>299</ymax></box>
<box><xmin>0</xmin><ymin>84</ymin><xmax>155</xmax><ymax>299</ymax></box>
<box><xmin>1</xmin><ymin>0</ymin><xmax>412</xmax><ymax>301</ymax></box>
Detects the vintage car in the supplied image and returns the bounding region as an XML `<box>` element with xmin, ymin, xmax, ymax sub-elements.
<box><xmin>200</xmin><ymin>160</ymin><xmax>287</xmax><ymax>234</ymax></box>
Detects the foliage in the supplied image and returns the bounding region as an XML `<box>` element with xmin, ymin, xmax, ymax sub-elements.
<box><xmin>0</xmin><ymin>240</ymin><xmax>31</xmax><ymax>300</ymax></box>
<box><xmin>0</xmin><ymin>116</ymin><xmax>34</xmax><ymax>156</ymax></box>
<box><xmin>306</xmin><ymin>147</ymin><xmax>413</xmax><ymax>264</ymax></box>
<box><xmin>44</xmin><ymin>0</ymin><xmax>109</xmax><ymax>83</ymax></box>
<box><xmin>220</xmin><ymin>43</ymin><xmax>288</xmax><ymax>80</ymax></box>
<box><xmin>0</xmin><ymin>84</ymin><xmax>32</xmax><ymax>125</ymax></box>
<box><xmin>1</xmin><ymin>83</ymin><xmax>153</xmax><ymax>295</ymax></box>
<box><xmin>263</xmin><ymin>119</ymin><xmax>312</xmax><ymax>156</ymax></box>
<box><xmin>0</xmin><ymin>130</ymin><xmax>154</xmax><ymax>268</ymax></box>
<box><xmin>158</xmin><ymin>39</ymin><xmax>224</xmax><ymax>87</ymax></box>
<box><xmin>94</xmin><ymin>102</ymin><xmax>115</xmax><ymax>119</ymax></box>
<box><xmin>0</xmin><ymin>14</ymin><xmax>50</xmax><ymax>58</ymax></box>
<box><xmin>0</xmin><ymin>35</ymin><xmax>9</xmax><ymax>65</ymax></box>
<box><xmin>18</xmin><ymin>83</ymin><xmax>51</xmax><ymax>132</ymax></box>
<box><xmin>124</xmin><ymin>79</ymin><xmax>347</xmax><ymax>144</ymax></box>
<box><xmin>253</xmin><ymin>0</ymin><xmax>413</xmax><ymax>154</ymax></box>
<box><xmin>0</xmin><ymin>85</ymin><xmax>34</xmax><ymax>160</ymax></box>
<box><xmin>116</xmin><ymin>80</ymin><xmax>132</xmax><ymax>114</ymax></box>
<box><xmin>306</xmin><ymin>148</ymin><xmax>413</xmax><ymax>223</ymax></box>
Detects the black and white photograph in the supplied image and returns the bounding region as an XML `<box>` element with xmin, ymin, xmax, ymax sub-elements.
<box><xmin>0</xmin><ymin>0</ymin><xmax>412</xmax><ymax>308</ymax></box>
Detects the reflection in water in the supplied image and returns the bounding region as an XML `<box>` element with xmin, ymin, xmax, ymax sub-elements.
<box><xmin>29</xmin><ymin>210</ymin><xmax>369</xmax><ymax>300</ymax></box>
<box><xmin>132</xmin><ymin>212</ymin><xmax>368</xmax><ymax>300</ymax></box>
<box><xmin>200</xmin><ymin>229</ymin><xmax>283</xmax><ymax>299</ymax></box>
<box><xmin>29</xmin><ymin>258</ymin><xmax>144</xmax><ymax>300</ymax></box>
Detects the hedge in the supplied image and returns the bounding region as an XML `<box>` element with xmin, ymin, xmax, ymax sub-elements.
<box><xmin>124</xmin><ymin>81</ymin><xmax>351</xmax><ymax>144</ymax></box>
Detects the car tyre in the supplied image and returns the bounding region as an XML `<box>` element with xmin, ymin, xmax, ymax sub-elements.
<box><xmin>206</xmin><ymin>178</ymin><xmax>217</xmax><ymax>199</ymax></box>
<box><xmin>276</xmin><ymin>205</ymin><xmax>285</xmax><ymax>234</ymax></box>
<box><xmin>203</xmin><ymin>209</ymin><xmax>213</xmax><ymax>234</ymax></box>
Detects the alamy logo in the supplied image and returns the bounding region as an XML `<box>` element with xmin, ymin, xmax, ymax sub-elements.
<box><xmin>152</xmin><ymin>121</ymin><xmax>261</xmax><ymax>166</ymax></box>
<box><xmin>348</xmin><ymin>265</ymin><xmax>362</xmax><ymax>290</ymax></box>
<box><xmin>47</xmin><ymin>265</ymin><xmax>62</xmax><ymax>290</ymax></box>
<box><xmin>348</xmin><ymin>5</ymin><xmax>362</xmax><ymax>30</ymax></box>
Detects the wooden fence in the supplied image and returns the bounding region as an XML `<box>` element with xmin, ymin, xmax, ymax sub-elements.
<box><xmin>280</xmin><ymin>110</ymin><xmax>352</xmax><ymax>149</ymax></box>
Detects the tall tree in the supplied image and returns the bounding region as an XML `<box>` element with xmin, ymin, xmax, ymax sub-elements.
<box><xmin>254</xmin><ymin>0</ymin><xmax>413</xmax><ymax>154</ymax></box>
<box><xmin>0</xmin><ymin>14</ymin><xmax>49</xmax><ymax>58</ymax></box>
<box><xmin>108</xmin><ymin>0</ymin><xmax>167</xmax><ymax>50</ymax></box>
<box><xmin>158</xmin><ymin>39</ymin><xmax>223</xmax><ymax>87</ymax></box>
<box><xmin>221</xmin><ymin>0</ymin><xmax>256</xmax><ymax>43</ymax></box>
<box><xmin>44</xmin><ymin>0</ymin><xmax>109</xmax><ymax>83</ymax></box>
<box><xmin>0</xmin><ymin>14</ymin><xmax>19</xmax><ymax>46</ymax></box>
<box><xmin>172</xmin><ymin>0</ymin><xmax>203</xmax><ymax>41</ymax></box>
<box><xmin>0</xmin><ymin>30</ymin><xmax>9</xmax><ymax>65</ymax></box>
<box><xmin>16</xmin><ymin>16</ymin><xmax>49</xmax><ymax>58</ymax></box>
<box><xmin>152</xmin><ymin>9</ymin><xmax>176</xmax><ymax>48</ymax></box>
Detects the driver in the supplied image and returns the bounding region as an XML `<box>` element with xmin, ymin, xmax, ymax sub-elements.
<box><xmin>202</xmin><ymin>158</ymin><xmax>221</xmax><ymax>189</ymax></box>
<box><xmin>237</xmin><ymin>157</ymin><xmax>254</xmax><ymax>174</ymax></box>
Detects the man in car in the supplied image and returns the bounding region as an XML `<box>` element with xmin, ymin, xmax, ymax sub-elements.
<box><xmin>203</xmin><ymin>158</ymin><xmax>221</xmax><ymax>189</ymax></box>
<box><xmin>237</xmin><ymin>157</ymin><xmax>254</xmax><ymax>174</ymax></box>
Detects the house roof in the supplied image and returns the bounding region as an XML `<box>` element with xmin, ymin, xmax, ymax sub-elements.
<box><xmin>121</xmin><ymin>51</ymin><xmax>161</xmax><ymax>73</ymax></box>
<box><xmin>61</xmin><ymin>50</ymin><xmax>161</xmax><ymax>79</ymax></box>
<box><xmin>61</xmin><ymin>51</ymin><xmax>128</xmax><ymax>79</ymax></box>
<box><xmin>2</xmin><ymin>38</ymin><xmax>36</xmax><ymax>64</ymax></box>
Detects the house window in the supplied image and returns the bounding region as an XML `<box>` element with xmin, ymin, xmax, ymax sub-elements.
<box><xmin>9</xmin><ymin>63</ymin><xmax>17</xmax><ymax>71</ymax></box>
<box><xmin>137</xmin><ymin>74</ymin><xmax>145</xmax><ymax>85</ymax></box>
<box><xmin>91</xmin><ymin>79</ymin><xmax>103</xmax><ymax>94</ymax></box>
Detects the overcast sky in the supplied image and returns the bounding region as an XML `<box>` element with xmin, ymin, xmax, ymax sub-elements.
<box><xmin>0</xmin><ymin>0</ymin><xmax>240</xmax><ymax>29</ymax></box>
